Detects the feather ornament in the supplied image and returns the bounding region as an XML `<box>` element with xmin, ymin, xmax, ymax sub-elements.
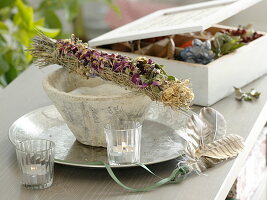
<box><xmin>183</xmin><ymin>107</ymin><xmax>244</xmax><ymax>173</ymax></box>
<box><xmin>199</xmin><ymin>107</ymin><xmax>227</xmax><ymax>144</ymax></box>
<box><xmin>194</xmin><ymin>134</ymin><xmax>244</xmax><ymax>159</ymax></box>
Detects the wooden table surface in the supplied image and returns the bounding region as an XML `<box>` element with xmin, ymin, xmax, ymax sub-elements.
<box><xmin>0</xmin><ymin>65</ymin><xmax>266</xmax><ymax>200</ymax></box>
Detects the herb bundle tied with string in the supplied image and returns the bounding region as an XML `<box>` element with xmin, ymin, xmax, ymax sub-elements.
<box><xmin>30</xmin><ymin>33</ymin><xmax>194</xmax><ymax>110</ymax></box>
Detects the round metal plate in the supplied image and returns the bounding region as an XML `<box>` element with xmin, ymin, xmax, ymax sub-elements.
<box><xmin>9</xmin><ymin>103</ymin><xmax>192</xmax><ymax>168</ymax></box>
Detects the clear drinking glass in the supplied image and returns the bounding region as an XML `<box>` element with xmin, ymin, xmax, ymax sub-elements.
<box><xmin>104</xmin><ymin>120</ymin><xmax>142</xmax><ymax>165</ymax></box>
<box><xmin>15</xmin><ymin>139</ymin><xmax>55</xmax><ymax>189</ymax></box>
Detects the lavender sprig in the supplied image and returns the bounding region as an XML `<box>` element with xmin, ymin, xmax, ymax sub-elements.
<box><xmin>31</xmin><ymin>34</ymin><xmax>194</xmax><ymax>109</ymax></box>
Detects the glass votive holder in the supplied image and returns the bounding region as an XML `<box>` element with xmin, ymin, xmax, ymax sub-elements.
<box><xmin>104</xmin><ymin>120</ymin><xmax>142</xmax><ymax>165</ymax></box>
<box><xmin>15</xmin><ymin>139</ymin><xmax>55</xmax><ymax>189</ymax></box>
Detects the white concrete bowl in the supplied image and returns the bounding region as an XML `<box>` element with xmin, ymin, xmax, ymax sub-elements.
<box><xmin>43</xmin><ymin>68</ymin><xmax>151</xmax><ymax>147</ymax></box>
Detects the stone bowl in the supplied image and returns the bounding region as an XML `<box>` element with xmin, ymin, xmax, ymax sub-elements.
<box><xmin>43</xmin><ymin>68</ymin><xmax>151</xmax><ymax>147</ymax></box>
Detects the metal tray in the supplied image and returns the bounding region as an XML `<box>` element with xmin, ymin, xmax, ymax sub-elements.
<box><xmin>9</xmin><ymin>103</ymin><xmax>192</xmax><ymax>168</ymax></box>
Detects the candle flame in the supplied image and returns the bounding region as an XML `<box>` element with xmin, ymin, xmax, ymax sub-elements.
<box><xmin>122</xmin><ymin>142</ymin><xmax>127</xmax><ymax>151</ymax></box>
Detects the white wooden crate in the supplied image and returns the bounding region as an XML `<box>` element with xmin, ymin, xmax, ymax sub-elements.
<box><xmin>89</xmin><ymin>0</ymin><xmax>266</xmax><ymax>106</ymax></box>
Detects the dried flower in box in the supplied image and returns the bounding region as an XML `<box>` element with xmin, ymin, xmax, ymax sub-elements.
<box><xmin>223</xmin><ymin>24</ymin><xmax>263</xmax><ymax>43</ymax></box>
<box><xmin>212</xmin><ymin>32</ymin><xmax>244</xmax><ymax>58</ymax></box>
<box><xmin>30</xmin><ymin>33</ymin><xmax>194</xmax><ymax>110</ymax></box>
<box><xmin>177</xmin><ymin>39</ymin><xmax>215</xmax><ymax>65</ymax></box>
<box><xmin>176</xmin><ymin>25</ymin><xmax>262</xmax><ymax>64</ymax></box>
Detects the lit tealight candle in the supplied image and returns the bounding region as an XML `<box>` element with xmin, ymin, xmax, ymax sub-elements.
<box><xmin>110</xmin><ymin>142</ymin><xmax>136</xmax><ymax>164</ymax></box>
<box><xmin>15</xmin><ymin>139</ymin><xmax>55</xmax><ymax>189</ymax></box>
<box><xmin>26</xmin><ymin>164</ymin><xmax>46</xmax><ymax>175</ymax></box>
<box><xmin>122</xmin><ymin>142</ymin><xmax>127</xmax><ymax>151</ymax></box>
<box><xmin>30</xmin><ymin>166</ymin><xmax>37</xmax><ymax>171</ymax></box>
<box><xmin>104</xmin><ymin>121</ymin><xmax>142</xmax><ymax>165</ymax></box>
<box><xmin>23</xmin><ymin>164</ymin><xmax>48</xmax><ymax>186</ymax></box>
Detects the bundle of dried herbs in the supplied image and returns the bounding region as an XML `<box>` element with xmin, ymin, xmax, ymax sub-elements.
<box><xmin>30</xmin><ymin>33</ymin><xmax>194</xmax><ymax>109</ymax></box>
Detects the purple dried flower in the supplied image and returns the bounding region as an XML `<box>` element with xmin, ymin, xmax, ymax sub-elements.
<box><xmin>131</xmin><ymin>73</ymin><xmax>140</xmax><ymax>85</ymax></box>
<box><xmin>113</xmin><ymin>62</ymin><xmax>120</xmax><ymax>71</ymax></box>
<box><xmin>152</xmin><ymin>81</ymin><xmax>161</xmax><ymax>86</ymax></box>
<box><xmin>71</xmin><ymin>46</ymin><xmax>78</xmax><ymax>54</ymax></box>
<box><xmin>81</xmin><ymin>59</ymin><xmax>88</xmax><ymax>66</ymax></box>
<box><xmin>75</xmin><ymin>51</ymin><xmax>82</xmax><ymax>58</ymax></box>
<box><xmin>139</xmin><ymin>83</ymin><xmax>149</xmax><ymax>88</ymax></box>
<box><xmin>93</xmin><ymin>51</ymin><xmax>101</xmax><ymax>57</ymax></box>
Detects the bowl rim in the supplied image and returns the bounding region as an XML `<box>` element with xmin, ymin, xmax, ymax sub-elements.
<box><xmin>43</xmin><ymin>68</ymin><xmax>145</xmax><ymax>100</ymax></box>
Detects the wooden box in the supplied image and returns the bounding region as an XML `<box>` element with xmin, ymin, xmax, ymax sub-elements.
<box><xmin>89</xmin><ymin>0</ymin><xmax>267</xmax><ymax>106</ymax></box>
